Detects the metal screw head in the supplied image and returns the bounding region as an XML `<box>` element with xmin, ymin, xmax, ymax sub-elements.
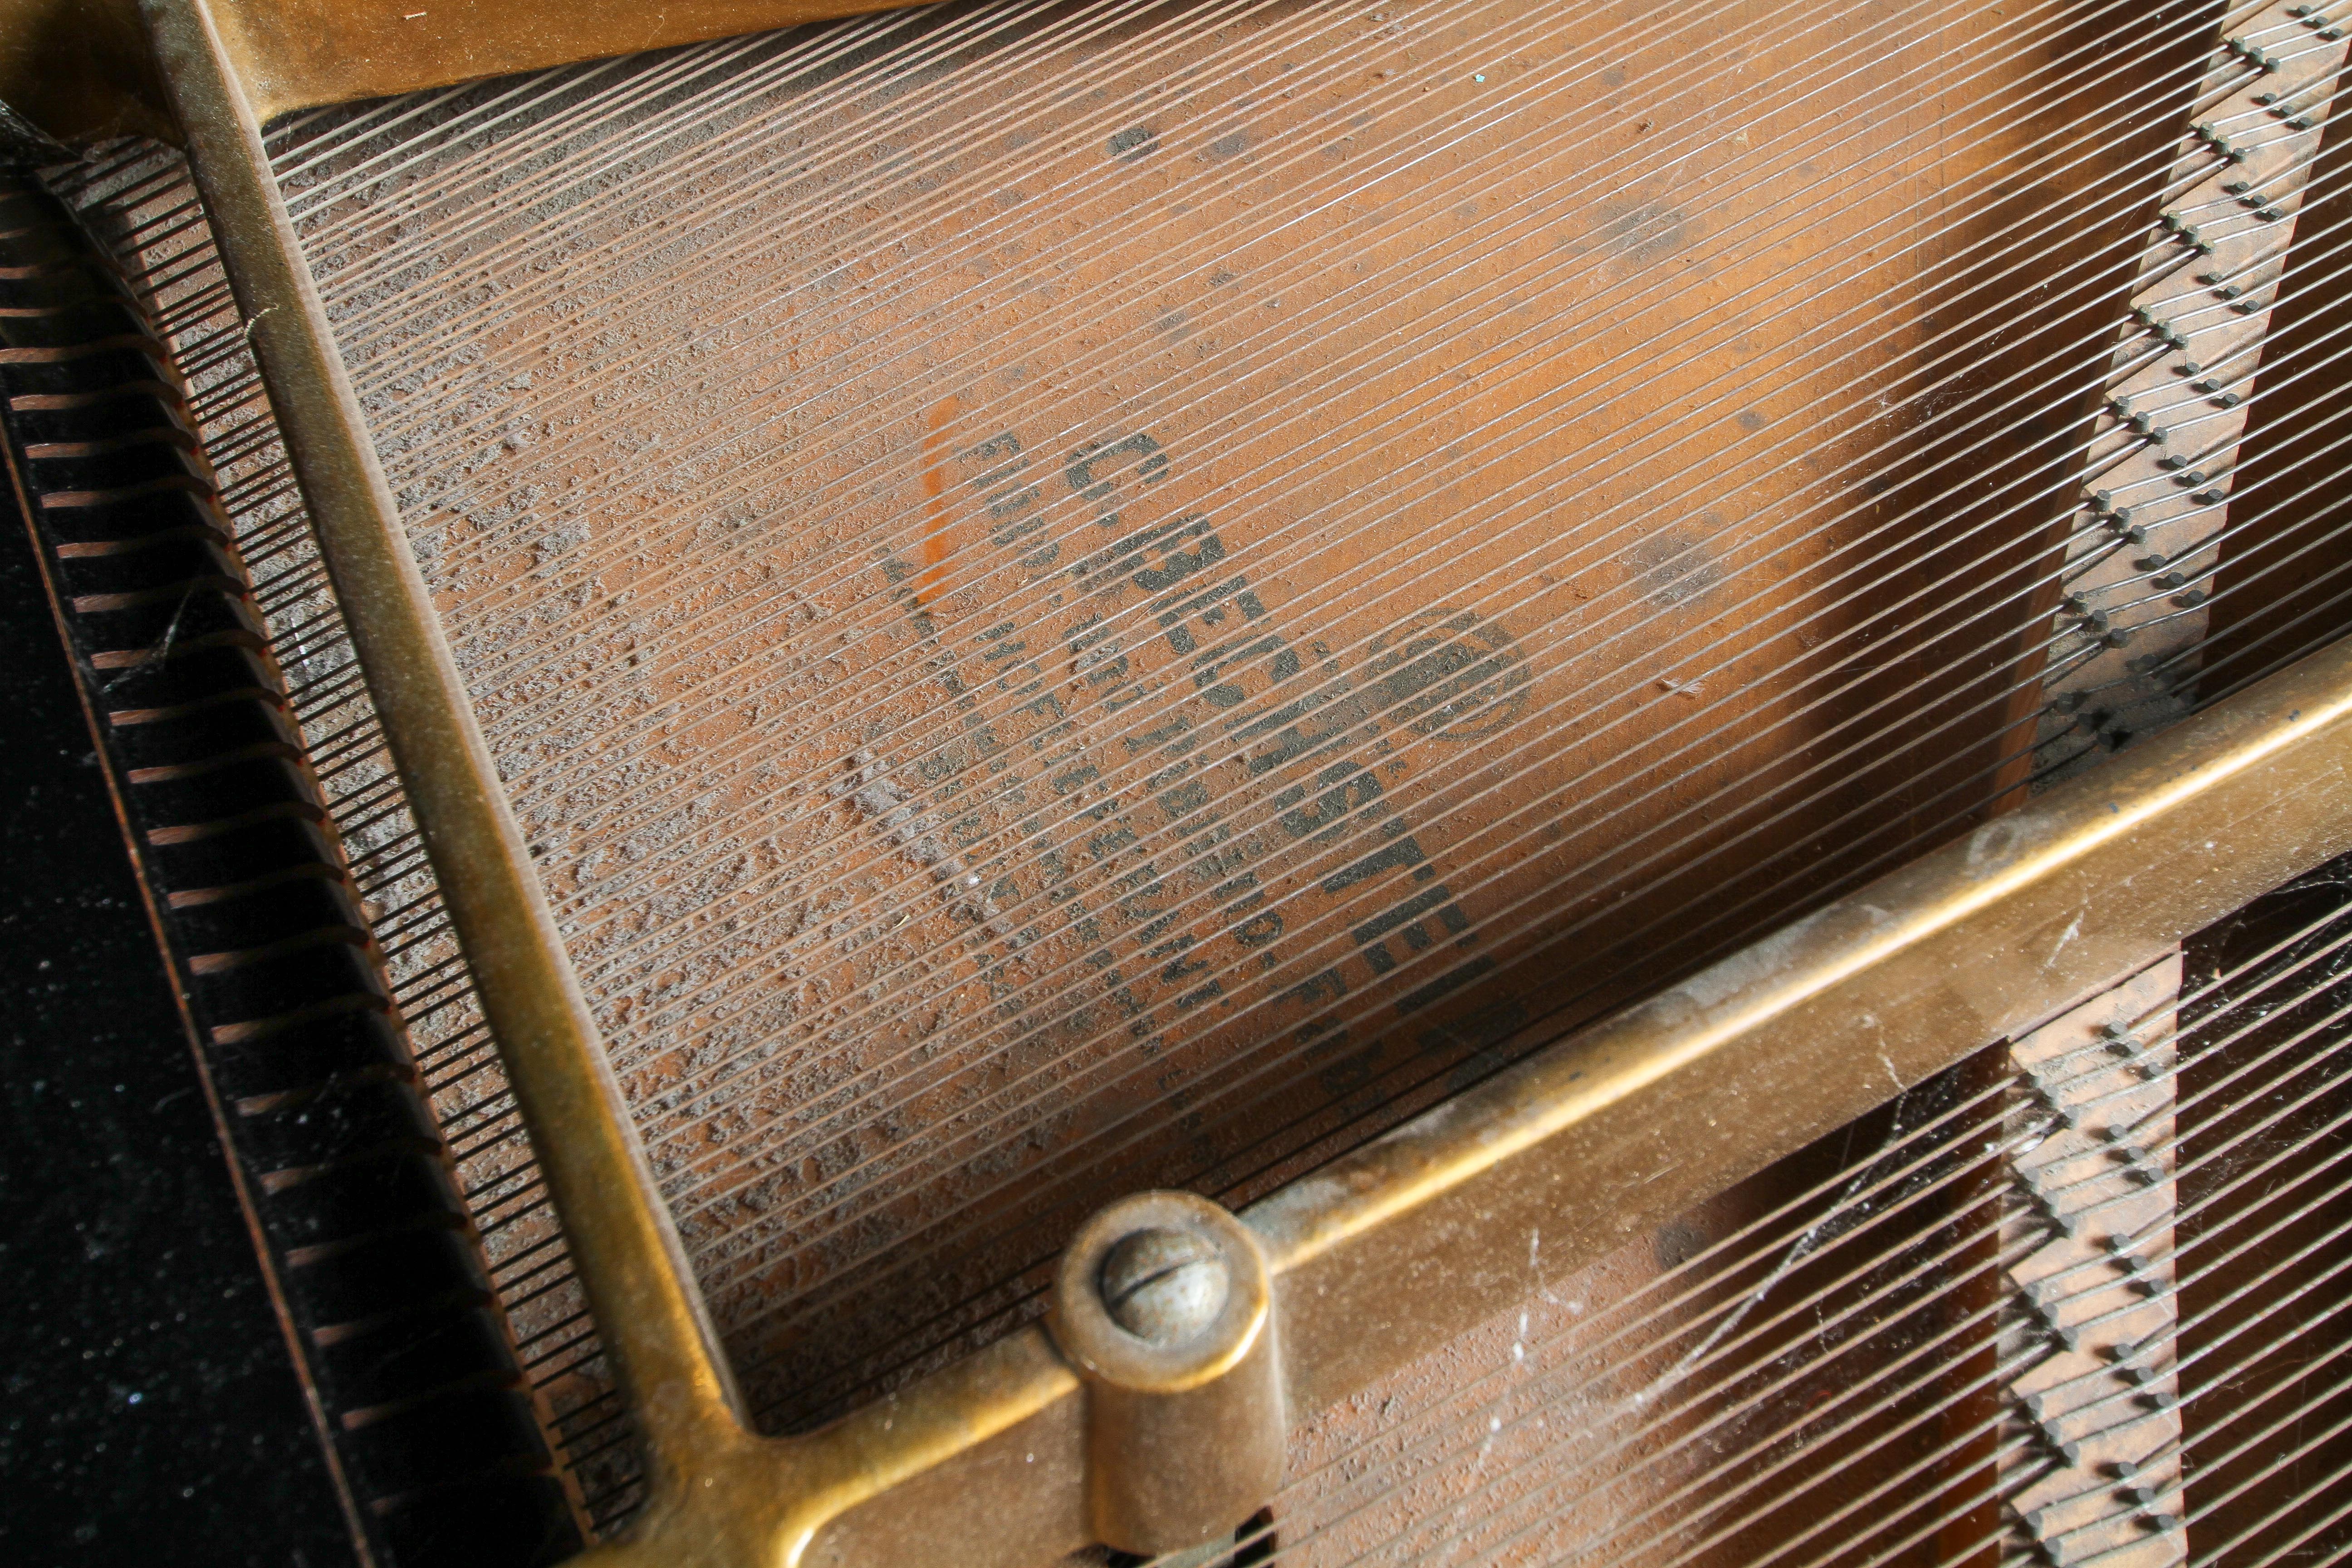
<box><xmin>1098</xmin><ymin>1226</ymin><xmax>1229</xmax><ymax>1345</ymax></box>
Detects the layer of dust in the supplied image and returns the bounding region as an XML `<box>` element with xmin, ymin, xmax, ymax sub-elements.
<box><xmin>58</xmin><ymin>142</ymin><xmax>643</xmax><ymax>1522</ymax></box>
<box><xmin>272</xmin><ymin>0</ymin><xmax>2189</xmax><ymax>1426</ymax></box>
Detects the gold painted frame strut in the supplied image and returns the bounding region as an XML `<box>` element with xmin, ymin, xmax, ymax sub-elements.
<box><xmin>71</xmin><ymin>1</ymin><xmax>2352</xmax><ymax>1563</ymax></box>
<box><xmin>135</xmin><ymin>0</ymin><xmax>752</xmax><ymax>1503</ymax></box>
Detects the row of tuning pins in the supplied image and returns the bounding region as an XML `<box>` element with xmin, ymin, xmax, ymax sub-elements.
<box><xmin>2077</xmin><ymin>3</ymin><xmax>2342</xmax><ymax>653</ymax></box>
<box><xmin>2004</xmin><ymin>1025</ymin><xmax>2185</xmax><ymax>1561</ymax></box>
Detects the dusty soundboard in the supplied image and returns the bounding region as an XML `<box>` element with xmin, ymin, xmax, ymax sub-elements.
<box><xmin>10</xmin><ymin>0</ymin><xmax>2352</xmax><ymax>1562</ymax></box>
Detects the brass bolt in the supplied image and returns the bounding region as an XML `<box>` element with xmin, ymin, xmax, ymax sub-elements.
<box><xmin>1099</xmin><ymin>1226</ymin><xmax>1230</xmax><ymax>1345</ymax></box>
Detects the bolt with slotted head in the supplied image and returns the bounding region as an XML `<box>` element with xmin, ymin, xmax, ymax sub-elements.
<box><xmin>1098</xmin><ymin>1226</ymin><xmax>1230</xmax><ymax>1345</ymax></box>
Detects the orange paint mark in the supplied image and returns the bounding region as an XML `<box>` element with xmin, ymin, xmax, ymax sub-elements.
<box><xmin>915</xmin><ymin>394</ymin><xmax>960</xmax><ymax>605</ymax></box>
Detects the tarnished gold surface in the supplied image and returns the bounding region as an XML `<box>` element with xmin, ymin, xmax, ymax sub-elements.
<box><xmin>135</xmin><ymin>0</ymin><xmax>746</xmax><ymax>1487</ymax></box>
<box><xmin>1049</xmin><ymin>1191</ymin><xmax>1284</xmax><ymax>1553</ymax></box>
<box><xmin>1247</xmin><ymin>631</ymin><xmax>2352</xmax><ymax>1417</ymax></box>
<box><xmin>84</xmin><ymin>1</ymin><xmax>2352</xmax><ymax>1563</ymax></box>
<box><xmin>0</xmin><ymin>0</ymin><xmax>928</xmax><ymax>136</ymax></box>
<box><xmin>208</xmin><ymin>0</ymin><xmax>930</xmax><ymax>121</ymax></box>
<box><xmin>808</xmin><ymin>630</ymin><xmax>2352</xmax><ymax>1568</ymax></box>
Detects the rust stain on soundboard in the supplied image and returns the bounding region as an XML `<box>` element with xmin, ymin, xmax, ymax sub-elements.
<box><xmin>915</xmin><ymin>393</ymin><xmax>960</xmax><ymax>608</ymax></box>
